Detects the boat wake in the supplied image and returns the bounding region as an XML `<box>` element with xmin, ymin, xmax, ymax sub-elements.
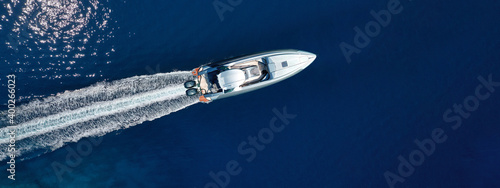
<box><xmin>0</xmin><ymin>71</ymin><xmax>199</xmax><ymax>161</ymax></box>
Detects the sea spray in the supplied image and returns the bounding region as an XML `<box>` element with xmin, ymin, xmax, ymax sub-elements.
<box><xmin>0</xmin><ymin>71</ymin><xmax>199</xmax><ymax>161</ymax></box>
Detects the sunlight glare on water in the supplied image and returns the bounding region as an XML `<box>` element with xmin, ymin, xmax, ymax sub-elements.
<box><xmin>1</xmin><ymin>0</ymin><xmax>115</xmax><ymax>81</ymax></box>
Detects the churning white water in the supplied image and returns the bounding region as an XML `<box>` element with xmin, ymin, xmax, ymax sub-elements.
<box><xmin>0</xmin><ymin>71</ymin><xmax>199</xmax><ymax>161</ymax></box>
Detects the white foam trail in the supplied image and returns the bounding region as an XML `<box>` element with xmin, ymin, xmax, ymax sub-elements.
<box><xmin>0</xmin><ymin>71</ymin><xmax>199</xmax><ymax>161</ymax></box>
<box><xmin>0</xmin><ymin>84</ymin><xmax>185</xmax><ymax>142</ymax></box>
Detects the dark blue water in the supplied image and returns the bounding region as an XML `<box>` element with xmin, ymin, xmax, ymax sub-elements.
<box><xmin>1</xmin><ymin>0</ymin><xmax>500</xmax><ymax>187</ymax></box>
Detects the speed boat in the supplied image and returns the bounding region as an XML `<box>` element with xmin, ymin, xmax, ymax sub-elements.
<box><xmin>184</xmin><ymin>49</ymin><xmax>316</xmax><ymax>103</ymax></box>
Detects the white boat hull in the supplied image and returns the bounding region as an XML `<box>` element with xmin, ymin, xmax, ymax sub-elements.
<box><xmin>186</xmin><ymin>49</ymin><xmax>316</xmax><ymax>103</ymax></box>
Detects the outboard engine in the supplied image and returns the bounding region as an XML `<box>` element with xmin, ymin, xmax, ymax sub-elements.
<box><xmin>186</xmin><ymin>88</ymin><xmax>198</xmax><ymax>96</ymax></box>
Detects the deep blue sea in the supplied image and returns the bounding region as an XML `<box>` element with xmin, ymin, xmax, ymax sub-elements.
<box><xmin>1</xmin><ymin>0</ymin><xmax>500</xmax><ymax>187</ymax></box>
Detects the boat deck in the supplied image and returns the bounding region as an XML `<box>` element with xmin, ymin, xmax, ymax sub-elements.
<box><xmin>199</xmin><ymin>59</ymin><xmax>269</xmax><ymax>94</ymax></box>
<box><xmin>228</xmin><ymin>60</ymin><xmax>259</xmax><ymax>69</ymax></box>
<box><xmin>230</xmin><ymin>60</ymin><xmax>267</xmax><ymax>85</ymax></box>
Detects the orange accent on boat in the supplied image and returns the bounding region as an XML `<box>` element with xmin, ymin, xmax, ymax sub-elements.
<box><xmin>199</xmin><ymin>95</ymin><xmax>209</xmax><ymax>102</ymax></box>
<box><xmin>192</xmin><ymin>68</ymin><xmax>200</xmax><ymax>76</ymax></box>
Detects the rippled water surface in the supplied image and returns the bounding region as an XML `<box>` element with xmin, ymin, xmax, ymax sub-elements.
<box><xmin>1</xmin><ymin>0</ymin><xmax>500</xmax><ymax>187</ymax></box>
<box><xmin>1</xmin><ymin>0</ymin><xmax>116</xmax><ymax>101</ymax></box>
